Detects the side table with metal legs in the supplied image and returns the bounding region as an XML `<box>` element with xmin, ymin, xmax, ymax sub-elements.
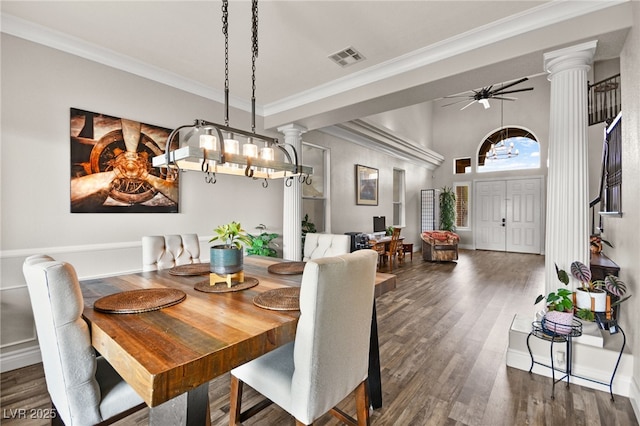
<box><xmin>527</xmin><ymin>317</ymin><xmax>625</xmax><ymax>401</ymax></box>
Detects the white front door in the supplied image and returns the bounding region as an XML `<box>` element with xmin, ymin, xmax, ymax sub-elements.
<box><xmin>475</xmin><ymin>178</ymin><xmax>542</xmax><ymax>254</ymax></box>
<box><xmin>475</xmin><ymin>180</ymin><xmax>506</xmax><ymax>251</ymax></box>
<box><xmin>506</xmin><ymin>179</ymin><xmax>541</xmax><ymax>253</ymax></box>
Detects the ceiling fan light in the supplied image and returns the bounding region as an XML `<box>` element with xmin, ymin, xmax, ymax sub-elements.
<box><xmin>480</xmin><ymin>99</ymin><xmax>490</xmax><ymax>109</ymax></box>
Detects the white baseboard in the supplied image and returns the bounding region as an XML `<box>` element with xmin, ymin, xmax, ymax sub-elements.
<box><xmin>1</xmin><ymin>346</ymin><xmax>41</xmax><ymax>373</ymax></box>
<box><xmin>508</xmin><ymin>314</ymin><xmax>633</xmax><ymax>398</ymax></box>
<box><xmin>507</xmin><ymin>346</ymin><xmax>632</xmax><ymax>397</ymax></box>
<box><xmin>630</xmin><ymin>377</ymin><xmax>640</xmax><ymax>422</ymax></box>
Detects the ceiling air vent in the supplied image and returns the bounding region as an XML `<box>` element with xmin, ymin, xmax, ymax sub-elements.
<box><xmin>328</xmin><ymin>46</ymin><xmax>365</xmax><ymax>67</ymax></box>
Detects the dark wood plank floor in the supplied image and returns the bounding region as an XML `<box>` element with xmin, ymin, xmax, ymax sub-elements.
<box><xmin>2</xmin><ymin>250</ymin><xmax>637</xmax><ymax>425</ymax></box>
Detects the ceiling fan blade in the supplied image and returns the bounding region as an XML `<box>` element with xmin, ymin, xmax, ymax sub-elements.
<box><xmin>494</xmin><ymin>77</ymin><xmax>529</xmax><ymax>93</ymax></box>
<box><xmin>442</xmin><ymin>98</ymin><xmax>473</xmax><ymax>107</ymax></box>
<box><xmin>492</xmin><ymin>96</ymin><xmax>517</xmax><ymax>101</ymax></box>
<box><xmin>491</xmin><ymin>87</ymin><xmax>534</xmax><ymax>96</ymax></box>
<box><xmin>460</xmin><ymin>100</ymin><xmax>477</xmax><ymax>111</ymax></box>
<box><xmin>443</xmin><ymin>92</ymin><xmax>475</xmax><ymax>99</ymax></box>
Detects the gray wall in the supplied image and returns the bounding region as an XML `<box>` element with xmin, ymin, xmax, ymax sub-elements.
<box><xmin>608</xmin><ymin>2</ymin><xmax>640</xmax><ymax>413</ymax></box>
<box><xmin>302</xmin><ymin>130</ymin><xmax>433</xmax><ymax>250</ymax></box>
<box><xmin>0</xmin><ymin>33</ymin><xmax>431</xmax><ymax>370</ymax></box>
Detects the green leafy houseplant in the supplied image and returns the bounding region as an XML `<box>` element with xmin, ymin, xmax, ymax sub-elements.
<box><xmin>534</xmin><ymin>264</ymin><xmax>574</xmax><ymax>312</ymax></box>
<box><xmin>439</xmin><ymin>186</ymin><xmax>456</xmax><ymax>232</ymax></box>
<box><xmin>301</xmin><ymin>214</ymin><xmax>316</xmax><ymax>257</ymax></box>
<box><xmin>209</xmin><ymin>221</ymin><xmax>252</xmax><ymax>249</ymax></box>
<box><xmin>535</xmin><ymin>264</ymin><xmax>574</xmax><ymax>335</ymax></box>
<box><xmin>553</xmin><ymin>261</ymin><xmax>631</xmax><ymax>321</ymax></box>
<box><xmin>246</xmin><ymin>232</ymin><xmax>279</xmax><ymax>257</ymax></box>
<box><xmin>209</xmin><ymin>221</ymin><xmax>252</xmax><ymax>279</ymax></box>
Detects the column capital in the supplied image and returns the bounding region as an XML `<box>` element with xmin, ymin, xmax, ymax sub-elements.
<box><xmin>544</xmin><ymin>40</ymin><xmax>597</xmax><ymax>77</ymax></box>
<box><xmin>277</xmin><ymin>123</ymin><xmax>307</xmax><ymax>138</ymax></box>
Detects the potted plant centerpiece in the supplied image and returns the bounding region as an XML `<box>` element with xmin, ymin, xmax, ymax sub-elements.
<box><xmin>535</xmin><ymin>264</ymin><xmax>575</xmax><ymax>335</ymax></box>
<box><xmin>209</xmin><ymin>221</ymin><xmax>252</xmax><ymax>278</ymax></box>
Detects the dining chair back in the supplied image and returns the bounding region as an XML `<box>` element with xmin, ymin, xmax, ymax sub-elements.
<box><xmin>229</xmin><ymin>249</ymin><xmax>378</xmax><ymax>425</ymax></box>
<box><xmin>302</xmin><ymin>233</ymin><xmax>350</xmax><ymax>261</ymax></box>
<box><xmin>383</xmin><ymin>227</ymin><xmax>402</xmax><ymax>272</ymax></box>
<box><xmin>22</xmin><ymin>255</ymin><xmax>145</xmax><ymax>426</ymax></box>
<box><xmin>142</xmin><ymin>233</ymin><xmax>201</xmax><ymax>271</ymax></box>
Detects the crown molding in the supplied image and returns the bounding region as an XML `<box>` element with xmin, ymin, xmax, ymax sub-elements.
<box><xmin>322</xmin><ymin>119</ymin><xmax>444</xmax><ymax>170</ymax></box>
<box><xmin>262</xmin><ymin>0</ymin><xmax>628</xmax><ymax>116</ymax></box>
<box><xmin>2</xmin><ymin>1</ymin><xmax>627</xmax><ymax>119</ymax></box>
<box><xmin>0</xmin><ymin>13</ymin><xmax>254</xmax><ymax>114</ymax></box>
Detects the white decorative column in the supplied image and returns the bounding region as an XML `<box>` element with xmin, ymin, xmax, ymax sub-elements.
<box><xmin>543</xmin><ymin>40</ymin><xmax>597</xmax><ymax>294</ymax></box>
<box><xmin>278</xmin><ymin>123</ymin><xmax>307</xmax><ymax>261</ymax></box>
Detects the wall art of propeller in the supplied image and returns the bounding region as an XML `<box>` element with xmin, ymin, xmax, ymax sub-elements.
<box><xmin>442</xmin><ymin>77</ymin><xmax>533</xmax><ymax>110</ymax></box>
<box><xmin>70</xmin><ymin>108</ymin><xmax>179</xmax><ymax>213</ymax></box>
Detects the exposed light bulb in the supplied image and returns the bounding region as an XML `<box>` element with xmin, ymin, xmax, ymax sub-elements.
<box><xmin>224</xmin><ymin>138</ymin><xmax>240</xmax><ymax>169</ymax></box>
<box><xmin>224</xmin><ymin>138</ymin><xmax>239</xmax><ymax>154</ymax></box>
<box><xmin>199</xmin><ymin>134</ymin><xmax>217</xmax><ymax>150</ymax></box>
<box><xmin>243</xmin><ymin>142</ymin><xmax>258</xmax><ymax>158</ymax></box>
<box><xmin>260</xmin><ymin>146</ymin><xmax>274</xmax><ymax>161</ymax></box>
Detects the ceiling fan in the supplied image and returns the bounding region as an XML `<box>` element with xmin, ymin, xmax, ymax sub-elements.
<box><xmin>442</xmin><ymin>77</ymin><xmax>534</xmax><ymax>110</ymax></box>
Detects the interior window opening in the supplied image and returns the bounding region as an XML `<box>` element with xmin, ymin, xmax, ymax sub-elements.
<box><xmin>477</xmin><ymin>127</ymin><xmax>540</xmax><ymax>173</ymax></box>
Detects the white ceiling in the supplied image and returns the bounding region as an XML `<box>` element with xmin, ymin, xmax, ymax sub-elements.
<box><xmin>1</xmin><ymin>1</ymin><xmax>633</xmax><ymax>130</ymax></box>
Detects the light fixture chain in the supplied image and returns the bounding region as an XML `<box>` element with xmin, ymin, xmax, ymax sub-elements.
<box><xmin>251</xmin><ymin>0</ymin><xmax>258</xmax><ymax>133</ymax></box>
<box><xmin>222</xmin><ymin>0</ymin><xmax>230</xmax><ymax>126</ymax></box>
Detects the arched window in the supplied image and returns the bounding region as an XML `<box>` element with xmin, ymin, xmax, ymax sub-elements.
<box><xmin>477</xmin><ymin>127</ymin><xmax>540</xmax><ymax>172</ymax></box>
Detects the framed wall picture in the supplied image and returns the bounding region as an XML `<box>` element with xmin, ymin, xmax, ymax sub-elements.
<box><xmin>70</xmin><ymin>108</ymin><xmax>178</xmax><ymax>213</ymax></box>
<box><xmin>355</xmin><ymin>164</ymin><xmax>378</xmax><ymax>205</ymax></box>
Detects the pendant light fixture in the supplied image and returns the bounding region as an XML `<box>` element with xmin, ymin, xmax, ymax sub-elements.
<box><xmin>486</xmin><ymin>97</ymin><xmax>519</xmax><ymax>162</ymax></box>
<box><xmin>152</xmin><ymin>0</ymin><xmax>312</xmax><ymax>187</ymax></box>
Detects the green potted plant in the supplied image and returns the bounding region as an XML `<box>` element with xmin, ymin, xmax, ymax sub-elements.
<box><xmin>567</xmin><ymin>261</ymin><xmax>608</xmax><ymax>313</ymax></box>
<box><xmin>439</xmin><ymin>186</ymin><xmax>456</xmax><ymax>232</ymax></box>
<box><xmin>246</xmin><ymin>232</ymin><xmax>279</xmax><ymax>257</ymax></box>
<box><xmin>209</xmin><ymin>221</ymin><xmax>252</xmax><ymax>276</ymax></box>
<box><xmin>535</xmin><ymin>264</ymin><xmax>575</xmax><ymax>335</ymax></box>
<box><xmin>301</xmin><ymin>214</ymin><xmax>316</xmax><ymax>257</ymax></box>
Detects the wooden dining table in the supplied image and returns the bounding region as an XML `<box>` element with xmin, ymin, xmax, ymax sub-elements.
<box><xmin>79</xmin><ymin>255</ymin><xmax>396</xmax><ymax>425</ymax></box>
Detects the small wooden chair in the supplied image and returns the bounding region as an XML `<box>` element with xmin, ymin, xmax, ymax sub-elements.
<box><xmin>381</xmin><ymin>227</ymin><xmax>402</xmax><ymax>272</ymax></box>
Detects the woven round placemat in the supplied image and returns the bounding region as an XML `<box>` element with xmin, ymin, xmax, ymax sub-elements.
<box><xmin>267</xmin><ymin>261</ymin><xmax>306</xmax><ymax>275</ymax></box>
<box><xmin>253</xmin><ymin>287</ymin><xmax>300</xmax><ymax>311</ymax></box>
<box><xmin>194</xmin><ymin>276</ymin><xmax>259</xmax><ymax>293</ymax></box>
<box><xmin>94</xmin><ymin>288</ymin><xmax>186</xmax><ymax>314</ymax></box>
<box><xmin>169</xmin><ymin>263</ymin><xmax>210</xmax><ymax>276</ymax></box>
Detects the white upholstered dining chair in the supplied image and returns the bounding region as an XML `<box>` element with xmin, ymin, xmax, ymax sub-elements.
<box><xmin>141</xmin><ymin>233</ymin><xmax>201</xmax><ymax>271</ymax></box>
<box><xmin>229</xmin><ymin>249</ymin><xmax>378</xmax><ymax>426</ymax></box>
<box><xmin>22</xmin><ymin>255</ymin><xmax>145</xmax><ymax>426</ymax></box>
<box><xmin>302</xmin><ymin>233</ymin><xmax>350</xmax><ymax>261</ymax></box>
